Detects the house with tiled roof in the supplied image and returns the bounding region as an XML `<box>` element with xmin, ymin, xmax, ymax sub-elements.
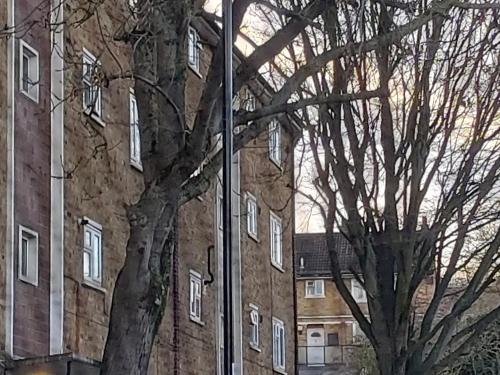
<box><xmin>295</xmin><ymin>233</ymin><xmax>368</xmax><ymax>371</ymax></box>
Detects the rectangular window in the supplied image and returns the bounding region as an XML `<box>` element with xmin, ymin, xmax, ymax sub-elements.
<box><xmin>305</xmin><ymin>279</ymin><xmax>325</xmax><ymax>298</ymax></box>
<box><xmin>270</xmin><ymin>212</ymin><xmax>283</xmax><ymax>269</ymax></box>
<box><xmin>272</xmin><ymin>317</ymin><xmax>286</xmax><ymax>371</ymax></box>
<box><xmin>19</xmin><ymin>40</ymin><xmax>39</xmax><ymax>102</ymax></box>
<box><xmin>269</xmin><ymin>120</ymin><xmax>281</xmax><ymax>166</ymax></box>
<box><xmin>327</xmin><ymin>332</ymin><xmax>339</xmax><ymax>346</ymax></box>
<box><xmin>82</xmin><ymin>49</ymin><xmax>102</xmax><ymax>117</ymax></box>
<box><xmin>249</xmin><ymin>304</ymin><xmax>260</xmax><ymax>349</ymax></box>
<box><xmin>246</xmin><ymin>193</ymin><xmax>258</xmax><ymax>239</ymax></box>
<box><xmin>83</xmin><ymin>218</ymin><xmax>102</xmax><ymax>285</ymax></box>
<box><xmin>352</xmin><ymin>322</ymin><xmax>366</xmax><ymax>343</ymax></box>
<box><xmin>351</xmin><ymin>278</ymin><xmax>367</xmax><ymax>303</ymax></box>
<box><xmin>188</xmin><ymin>27</ymin><xmax>201</xmax><ymax>73</ymax></box>
<box><xmin>243</xmin><ymin>88</ymin><xmax>255</xmax><ymax>112</ymax></box>
<box><xmin>129</xmin><ymin>92</ymin><xmax>142</xmax><ymax>168</ymax></box>
<box><xmin>18</xmin><ymin>226</ymin><xmax>38</xmax><ymax>286</ymax></box>
<box><xmin>189</xmin><ymin>270</ymin><xmax>202</xmax><ymax>322</ymax></box>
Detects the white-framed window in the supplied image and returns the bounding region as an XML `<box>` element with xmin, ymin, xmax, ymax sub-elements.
<box><xmin>18</xmin><ymin>226</ymin><xmax>38</xmax><ymax>286</ymax></box>
<box><xmin>19</xmin><ymin>40</ymin><xmax>39</xmax><ymax>102</ymax></box>
<box><xmin>242</xmin><ymin>88</ymin><xmax>256</xmax><ymax>112</ymax></box>
<box><xmin>249</xmin><ymin>304</ymin><xmax>260</xmax><ymax>350</ymax></box>
<box><xmin>129</xmin><ymin>92</ymin><xmax>142</xmax><ymax>169</ymax></box>
<box><xmin>82</xmin><ymin>48</ymin><xmax>102</xmax><ymax>117</ymax></box>
<box><xmin>188</xmin><ymin>27</ymin><xmax>201</xmax><ymax>73</ymax></box>
<box><xmin>305</xmin><ymin>279</ymin><xmax>325</xmax><ymax>298</ymax></box>
<box><xmin>189</xmin><ymin>270</ymin><xmax>202</xmax><ymax>322</ymax></box>
<box><xmin>272</xmin><ymin>317</ymin><xmax>286</xmax><ymax>371</ymax></box>
<box><xmin>269</xmin><ymin>120</ymin><xmax>281</xmax><ymax>166</ymax></box>
<box><xmin>351</xmin><ymin>278</ymin><xmax>367</xmax><ymax>303</ymax></box>
<box><xmin>352</xmin><ymin>321</ymin><xmax>366</xmax><ymax>343</ymax></box>
<box><xmin>246</xmin><ymin>193</ymin><xmax>258</xmax><ymax>239</ymax></box>
<box><xmin>270</xmin><ymin>212</ymin><xmax>283</xmax><ymax>270</ymax></box>
<box><xmin>83</xmin><ymin>218</ymin><xmax>102</xmax><ymax>285</ymax></box>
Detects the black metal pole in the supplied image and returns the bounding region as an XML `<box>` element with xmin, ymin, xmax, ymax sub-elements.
<box><xmin>222</xmin><ymin>0</ymin><xmax>234</xmax><ymax>373</ymax></box>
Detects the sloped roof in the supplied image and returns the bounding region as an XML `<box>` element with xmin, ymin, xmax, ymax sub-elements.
<box><xmin>294</xmin><ymin>233</ymin><xmax>359</xmax><ymax>278</ymax></box>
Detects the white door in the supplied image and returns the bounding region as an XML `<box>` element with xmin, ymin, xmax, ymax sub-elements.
<box><xmin>307</xmin><ymin>328</ymin><xmax>325</xmax><ymax>366</ymax></box>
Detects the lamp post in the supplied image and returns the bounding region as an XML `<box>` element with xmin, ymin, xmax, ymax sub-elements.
<box><xmin>222</xmin><ymin>0</ymin><xmax>234</xmax><ymax>374</ymax></box>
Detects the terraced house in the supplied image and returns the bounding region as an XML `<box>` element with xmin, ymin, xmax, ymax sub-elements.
<box><xmin>0</xmin><ymin>1</ymin><xmax>297</xmax><ymax>374</ymax></box>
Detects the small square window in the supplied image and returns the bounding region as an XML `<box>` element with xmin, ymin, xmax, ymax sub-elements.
<box><xmin>188</xmin><ymin>27</ymin><xmax>201</xmax><ymax>74</ymax></box>
<box><xmin>189</xmin><ymin>270</ymin><xmax>202</xmax><ymax>322</ymax></box>
<box><xmin>246</xmin><ymin>193</ymin><xmax>258</xmax><ymax>239</ymax></box>
<box><xmin>18</xmin><ymin>226</ymin><xmax>38</xmax><ymax>286</ymax></box>
<box><xmin>249</xmin><ymin>304</ymin><xmax>260</xmax><ymax>349</ymax></box>
<box><xmin>272</xmin><ymin>317</ymin><xmax>286</xmax><ymax>371</ymax></box>
<box><xmin>19</xmin><ymin>40</ymin><xmax>39</xmax><ymax>102</ymax></box>
<box><xmin>351</xmin><ymin>278</ymin><xmax>367</xmax><ymax>303</ymax></box>
<box><xmin>270</xmin><ymin>212</ymin><xmax>283</xmax><ymax>270</ymax></box>
<box><xmin>269</xmin><ymin>120</ymin><xmax>281</xmax><ymax>166</ymax></box>
<box><xmin>129</xmin><ymin>92</ymin><xmax>142</xmax><ymax>169</ymax></box>
<box><xmin>305</xmin><ymin>280</ymin><xmax>325</xmax><ymax>298</ymax></box>
<box><xmin>82</xmin><ymin>49</ymin><xmax>102</xmax><ymax>118</ymax></box>
<box><xmin>327</xmin><ymin>332</ymin><xmax>339</xmax><ymax>346</ymax></box>
<box><xmin>83</xmin><ymin>218</ymin><xmax>102</xmax><ymax>286</ymax></box>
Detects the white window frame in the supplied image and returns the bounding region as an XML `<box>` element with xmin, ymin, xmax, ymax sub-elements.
<box><xmin>352</xmin><ymin>321</ymin><xmax>366</xmax><ymax>343</ymax></box>
<box><xmin>270</xmin><ymin>212</ymin><xmax>283</xmax><ymax>270</ymax></box>
<box><xmin>19</xmin><ymin>40</ymin><xmax>39</xmax><ymax>102</ymax></box>
<box><xmin>246</xmin><ymin>193</ymin><xmax>258</xmax><ymax>240</ymax></box>
<box><xmin>82</xmin><ymin>48</ymin><xmax>102</xmax><ymax>118</ymax></box>
<box><xmin>269</xmin><ymin>120</ymin><xmax>282</xmax><ymax>166</ymax></box>
<box><xmin>243</xmin><ymin>88</ymin><xmax>256</xmax><ymax>112</ymax></box>
<box><xmin>249</xmin><ymin>304</ymin><xmax>260</xmax><ymax>350</ymax></box>
<box><xmin>18</xmin><ymin>225</ymin><xmax>39</xmax><ymax>286</ymax></box>
<box><xmin>129</xmin><ymin>91</ymin><xmax>142</xmax><ymax>170</ymax></box>
<box><xmin>351</xmin><ymin>278</ymin><xmax>367</xmax><ymax>303</ymax></box>
<box><xmin>305</xmin><ymin>279</ymin><xmax>325</xmax><ymax>298</ymax></box>
<box><xmin>272</xmin><ymin>317</ymin><xmax>286</xmax><ymax>371</ymax></box>
<box><xmin>189</xmin><ymin>270</ymin><xmax>202</xmax><ymax>323</ymax></box>
<box><xmin>83</xmin><ymin>218</ymin><xmax>103</xmax><ymax>286</ymax></box>
<box><xmin>188</xmin><ymin>27</ymin><xmax>201</xmax><ymax>74</ymax></box>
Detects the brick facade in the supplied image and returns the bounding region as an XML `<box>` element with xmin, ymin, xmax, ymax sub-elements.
<box><xmin>0</xmin><ymin>1</ymin><xmax>296</xmax><ymax>374</ymax></box>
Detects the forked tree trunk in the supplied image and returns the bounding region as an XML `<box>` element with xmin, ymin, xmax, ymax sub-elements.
<box><xmin>101</xmin><ymin>201</ymin><xmax>176</xmax><ymax>375</ymax></box>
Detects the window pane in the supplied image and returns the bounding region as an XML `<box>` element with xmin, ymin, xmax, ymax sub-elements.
<box><xmin>21</xmin><ymin>238</ymin><xmax>28</xmax><ymax>277</ymax></box>
<box><xmin>83</xmin><ymin>251</ymin><xmax>91</xmax><ymax>278</ymax></box>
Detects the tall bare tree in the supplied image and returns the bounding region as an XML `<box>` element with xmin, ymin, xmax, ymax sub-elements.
<box><xmin>296</xmin><ymin>2</ymin><xmax>500</xmax><ymax>375</ymax></box>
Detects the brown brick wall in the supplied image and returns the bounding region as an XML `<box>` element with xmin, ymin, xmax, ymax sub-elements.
<box><xmin>0</xmin><ymin>0</ymin><xmax>9</xmax><ymax>354</ymax></box>
<box><xmin>12</xmin><ymin>0</ymin><xmax>52</xmax><ymax>357</ymax></box>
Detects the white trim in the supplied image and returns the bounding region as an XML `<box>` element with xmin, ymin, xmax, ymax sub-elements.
<box><xmin>5</xmin><ymin>0</ymin><xmax>16</xmax><ymax>355</ymax></box>
<box><xmin>82</xmin><ymin>219</ymin><xmax>103</xmax><ymax>286</ymax></box>
<box><xmin>245</xmin><ymin>192</ymin><xmax>258</xmax><ymax>240</ymax></box>
<box><xmin>249</xmin><ymin>304</ymin><xmax>260</xmax><ymax>350</ymax></box>
<box><xmin>129</xmin><ymin>92</ymin><xmax>142</xmax><ymax>170</ymax></box>
<box><xmin>18</xmin><ymin>226</ymin><xmax>39</xmax><ymax>286</ymax></box>
<box><xmin>351</xmin><ymin>278</ymin><xmax>367</xmax><ymax>303</ymax></box>
<box><xmin>50</xmin><ymin>0</ymin><xmax>65</xmax><ymax>353</ymax></box>
<box><xmin>189</xmin><ymin>270</ymin><xmax>203</xmax><ymax>323</ymax></box>
<box><xmin>19</xmin><ymin>40</ymin><xmax>40</xmax><ymax>103</ymax></box>
<box><xmin>272</xmin><ymin>317</ymin><xmax>286</xmax><ymax>372</ymax></box>
<box><xmin>270</xmin><ymin>211</ymin><xmax>283</xmax><ymax>270</ymax></box>
<box><xmin>82</xmin><ymin>216</ymin><xmax>102</xmax><ymax>230</ymax></box>
<box><xmin>268</xmin><ymin>120</ymin><xmax>282</xmax><ymax>166</ymax></box>
<box><xmin>305</xmin><ymin>279</ymin><xmax>325</xmax><ymax>298</ymax></box>
<box><xmin>82</xmin><ymin>48</ymin><xmax>102</xmax><ymax>119</ymax></box>
<box><xmin>187</xmin><ymin>27</ymin><xmax>202</xmax><ymax>76</ymax></box>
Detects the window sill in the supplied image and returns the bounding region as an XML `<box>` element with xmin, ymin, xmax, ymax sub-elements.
<box><xmin>18</xmin><ymin>275</ymin><xmax>38</xmax><ymax>287</ymax></box>
<box><xmin>20</xmin><ymin>89</ymin><xmax>39</xmax><ymax>103</ymax></box>
<box><xmin>250</xmin><ymin>345</ymin><xmax>261</xmax><ymax>353</ymax></box>
<box><xmin>305</xmin><ymin>295</ymin><xmax>325</xmax><ymax>299</ymax></box>
<box><xmin>84</xmin><ymin>108</ymin><xmax>105</xmax><ymax>127</ymax></box>
<box><xmin>130</xmin><ymin>160</ymin><xmax>143</xmax><ymax>172</ymax></box>
<box><xmin>188</xmin><ymin>64</ymin><xmax>203</xmax><ymax>79</ymax></box>
<box><xmin>269</xmin><ymin>156</ymin><xmax>283</xmax><ymax>170</ymax></box>
<box><xmin>82</xmin><ymin>279</ymin><xmax>106</xmax><ymax>294</ymax></box>
<box><xmin>271</xmin><ymin>262</ymin><xmax>285</xmax><ymax>273</ymax></box>
<box><xmin>247</xmin><ymin>232</ymin><xmax>259</xmax><ymax>243</ymax></box>
<box><xmin>190</xmin><ymin>316</ymin><xmax>205</xmax><ymax>326</ymax></box>
<box><xmin>273</xmin><ymin>367</ymin><xmax>287</xmax><ymax>375</ymax></box>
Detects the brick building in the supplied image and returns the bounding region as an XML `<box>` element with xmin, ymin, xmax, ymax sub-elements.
<box><xmin>0</xmin><ymin>1</ymin><xmax>297</xmax><ymax>374</ymax></box>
